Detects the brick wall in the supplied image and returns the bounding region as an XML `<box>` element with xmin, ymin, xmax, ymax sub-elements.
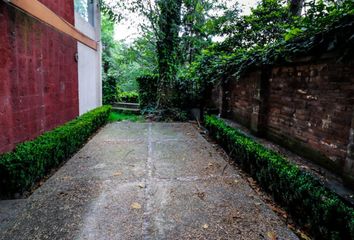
<box><xmin>267</xmin><ymin>63</ymin><xmax>354</xmax><ymax>169</ymax></box>
<box><xmin>210</xmin><ymin>58</ymin><xmax>354</xmax><ymax>180</ymax></box>
<box><xmin>346</xmin><ymin>115</ymin><xmax>354</xmax><ymax>180</ymax></box>
<box><xmin>227</xmin><ymin>71</ymin><xmax>262</xmax><ymax>129</ymax></box>
<box><xmin>0</xmin><ymin>1</ymin><xmax>78</xmax><ymax>153</ymax></box>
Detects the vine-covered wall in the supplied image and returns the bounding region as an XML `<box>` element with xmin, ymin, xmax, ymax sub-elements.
<box><xmin>211</xmin><ymin>56</ymin><xmax>354</xmax><ymax>182</ymax></box>
<box><xmin>0</xmin><ymin>1</ymin><xmax>79</xmax><ymax>153</ymax></box>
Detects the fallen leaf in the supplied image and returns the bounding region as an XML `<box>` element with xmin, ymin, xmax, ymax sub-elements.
<box><xmin>62</xmin><ymin>176</ymin><xmax>71</xmax><ymax>181</ymax></box>
<box><xmin>298</xmin><ymin>231</ymin><xmax>311</xmax><ymax>240</ymax></box>
<box><xmin>267</xmin><ymin>231</ymin><xmax>277</xmax><ymax>240</ymax></box>
<box><xmin>113</xmin><ymin>171</ymin><xmax>122</xmax><ymax>177</ymax></box>
<box><xmin>196</xmin><ymin>191</ymin><xmax>205</xmax><ymax>200</ymax></box>
<box><xmin>224</xmin><ymin>179</ymin><xmax>234</xmax><ymax>185</ymax></box>
<box><xmin>202</xmin><ymin>224</ymin><xmax>209</xmax><ymax>229</ymax></box>
<box><xmin>131</xmin><ymin>202</ymin><xmax>142</xmax><ymax>209</ymax></box>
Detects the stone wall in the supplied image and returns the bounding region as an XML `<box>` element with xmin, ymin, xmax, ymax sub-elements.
<box><xmin>0</xmin><ymin>1</ymin><xmax>79</xmax><ymax>153</ymax></box>
<box><xmin>210</xmin><ymin>58</ymin><xmax>354</xmax><ymax>181</ymax></box>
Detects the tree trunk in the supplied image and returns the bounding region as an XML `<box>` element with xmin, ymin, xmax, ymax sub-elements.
<box><xmin>156</xmin><ymin>0</ymin><xmax>183</xmax><ymax>109</ymax></box>
<box><xmin>289</xmin><ymin>0</ymin><xmax>304</xmax><ymax>16</ymax></box>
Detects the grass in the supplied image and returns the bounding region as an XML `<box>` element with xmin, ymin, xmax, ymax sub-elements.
<box><xmin>108</xmin><ymin>112</ymin><xmax>143</xmax><ymax>122</ymax></box>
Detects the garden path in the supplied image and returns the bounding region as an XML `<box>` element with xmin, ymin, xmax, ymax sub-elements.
<box><xmin>0</xmin><ymin>122</ymin><xmax>298</xmax><ymax>239</ymax></box>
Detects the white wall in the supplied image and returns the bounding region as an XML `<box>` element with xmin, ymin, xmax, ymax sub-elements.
<box><xmin>75</xmin><ymin>0</ymin><xmax>102</xmax><ymax>115</ymax></box>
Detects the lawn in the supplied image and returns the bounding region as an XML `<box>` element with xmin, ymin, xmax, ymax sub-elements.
<box><xmin>108</xmin><ymin>112</ymin><xmax>144</xmax><ymax>122</ymax></box>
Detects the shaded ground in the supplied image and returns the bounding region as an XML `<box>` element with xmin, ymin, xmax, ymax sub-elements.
<box><xmin>0</xmin><ymin>122</ymin><xmax>298</xmax><ymax>240</ymax></box>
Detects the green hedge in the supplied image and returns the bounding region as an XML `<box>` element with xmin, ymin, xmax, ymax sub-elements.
<box><xmin>0</xmin><ymin>105</ymin><xmax>111</xmax><ymax>197</ymax></box>
<box><xmin>205</xmin><ymin>115</ymin><xmax>354</xmax><ymax>239</ymax></box>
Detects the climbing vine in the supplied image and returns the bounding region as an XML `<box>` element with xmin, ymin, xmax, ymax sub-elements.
<box><xmin>186</xmin><ymin>0</ymin><xmax>354</xmax><ymax>89</ymax></box>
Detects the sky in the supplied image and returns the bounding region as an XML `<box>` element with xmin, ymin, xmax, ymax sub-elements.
<box><xmin>113</xmin><ymin>0</ymin><xmax>259</xmax><ymax>43</ymax></box>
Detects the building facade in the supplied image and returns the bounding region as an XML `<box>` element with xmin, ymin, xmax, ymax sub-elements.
<box><xmin>75</xmin><ymin>0</ymin><xmax>102</xmax><ymax>115</ymax></box>
<box><xmin>0</xmin><ymin>0</ymin><xmax>102</xmax><ymax>153</ymax></box>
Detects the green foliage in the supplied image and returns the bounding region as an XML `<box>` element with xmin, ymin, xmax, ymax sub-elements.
<box><xmin>117</xmin><ymin>91</ymin><xmax>139</xmax><ymax>103</ymax></box>
<box><xmin>101</xmin><ymin>0</ymin><xmax>354</xmax><ymax>116</ymax></box>
<box><xmin>205</xmin><ymin>115</ymin><xmax>354</xmax><ymax>239</ymax></box>
<box><xmin>0</xmin><ymin>106</ymin><xmax>111</xmax><ymax>197</ymax></box>
<box><xmin>100</xmin><ymin>0</ymin><xmax>231</xmax><ymax>112</ymax></box>
<box><xmin>102</xmin><ymin>14</ymin><xmax>118</xmax><ymax>104</ymax></box>
<box><xmin>137</xmin><ymin>72</ymin><xmax>202</xmax><ymax>112</ymax></box>
<box><xmin>136</xmin><ymin>74</ymin><xmax>159</xmax><ymax>108</ymax></box>
<box><xmin>99</xmin><ymin>0</ymin><xmax>123</xmax><ymax>22</ymax></box>
<box><xmin>179</xmin><ymin>0</ymin><xmax>215</xmax><ymax>64</ymax></box>
<box><xmin>112</xmin><ymin>37</ymin><xmax>158</xmax><ymax>93</ymax></box>
<box><xmin>137</xmin><ymin>74</ymin><xmax>191</xmax><ymax>120</ymax></box>
<box><xmin>187</xmin><ymin>0</ymin><xmax>354</xmax><ymax>88</ymax></box>
<box><xmin>102</xmin><ymin>77</ymin><xmax>117</xmax><ymax>105</ymax></box>
<box><xmin>101</xmin><ymin>11</ymin><xmax>159</xmax><ymax>104</ymax></box>
<box><xmin>129</xmin><ymin>32</ymin><xmax>159</xmax><ymax>77</ymax></box>
<box><xmin>108</xmin><ymin>112</ymin><xmax>143</xmax><ymax>122</ymax></box>
<box><xmin>156</xmin><ymin>0</ymin><xmax>183</xmax><ymax>109</ymax></box>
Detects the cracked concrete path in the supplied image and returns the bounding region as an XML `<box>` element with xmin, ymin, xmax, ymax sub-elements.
<box><xmin>0</xmin><ymin>122</ymin><xmax>298</xmax><ymax>240</ymax></box>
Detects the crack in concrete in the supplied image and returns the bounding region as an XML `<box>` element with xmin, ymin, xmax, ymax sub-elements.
<box><xmin>142</xmin><ymin>123</ymin><xmax>154</xmax><ymax>240</ymax></box>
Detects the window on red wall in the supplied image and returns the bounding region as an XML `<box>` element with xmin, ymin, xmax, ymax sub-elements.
<box><xmin>74</xmin><ymin>0</ymin><xmax>95</xmax><ymax>26</ymax></box>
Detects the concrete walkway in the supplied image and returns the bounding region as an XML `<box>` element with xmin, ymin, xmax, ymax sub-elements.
<box><xmin>0</xmin><ymin>122</ymin><xmax>298</xmax><ymax>240</ymax></box>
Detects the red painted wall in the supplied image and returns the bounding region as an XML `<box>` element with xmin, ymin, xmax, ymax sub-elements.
<box><xmin>0</xmin><ymin>1</ymin><xmax>79</xmax><ymax>153</ymax></box>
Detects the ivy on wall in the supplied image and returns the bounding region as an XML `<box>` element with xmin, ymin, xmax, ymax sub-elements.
<box><xmin>186</xmin><ymin>0</ymin><xmax>354</xmax><ymax>88</ymax></box>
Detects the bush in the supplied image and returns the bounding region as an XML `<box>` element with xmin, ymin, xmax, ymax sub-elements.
<box><xmin>205</xmin><ymin>115</ymin><xmax>354</xmax><ymax>239</ymax></box>
<box><xmin>136</xmin><ymin>74</ymin><xmax>159</xmax><ymax>108</ymax></box>
<box><xmin>117</xmin><ymin>91</ymin><xmax>139</xmax><ymax>103</ymax></box>
<box><xmin>0</xmin><ymin>106</ymin><xmax>111</xmax><ymax>197</ymax></box>
<box><xmin>102</xmin><ymin>74</ymin><xmax>117</xmax><ymax>105</ymax></box>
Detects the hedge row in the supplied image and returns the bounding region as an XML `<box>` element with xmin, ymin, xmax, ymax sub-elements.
<box><xmin>205</xmin><ymin>115</ymin><xmax>354</xmax><ymax>240</ymax></box>
<box><xmin>0</xmin><ymin>105</ymin><xmax>111</xmax><ymax>197</ymax></box>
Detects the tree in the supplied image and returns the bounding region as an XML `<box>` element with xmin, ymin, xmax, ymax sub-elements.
<box><xmin>101</xmin><ymin>13</ymin><xmax>118</xmax><ymax>104</ymax></box>
<box><xmin>156</xmin><ymin>0</ymin><xmax>183</xmax><ymax>109</ymax></box>
<box><xmin>100</xmin><ymin>0</ymin><xmax>225</xmax><ymax>111</ymax></box>
<box><xmin>180</xmin><ymin>0</ymin><xmax>214</xmax><ymax>64</ymax></box>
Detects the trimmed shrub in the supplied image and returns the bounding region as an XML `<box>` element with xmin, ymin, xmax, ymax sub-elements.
<box><xmin>0</xmin><ymin>105</ymin><xmax>111</xmax><ymax>197</ymax></box>
<box><xmin>205</xmin><ymin>115</ymin><xmax>354</xmax><ymax>239</ymax></box>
